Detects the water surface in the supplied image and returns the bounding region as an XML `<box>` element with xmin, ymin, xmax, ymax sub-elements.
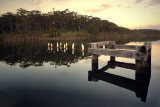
<box><xmin>0</xmin><ymin>40</ymin><xmax>160</xmax><ymax>107</ymax></box>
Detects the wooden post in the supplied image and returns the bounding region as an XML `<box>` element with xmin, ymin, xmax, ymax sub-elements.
<box><xmin>82</xmin><ymin>51</ymin><xmax>84</xmax><ymax>56</ymax></box>
<box><xmin>92</xmin><ymin>54</ymin><xmax>98</xmax><ymax>71</ymax></box>
<box><xmin>90</xmin><ymin>43</ymin><xmax>98</xmax><ymax>49</ymax></box>
<box><xmin>72</xmin><ymin>43</ymin><xmax>75</xmax><ymax>50</ymax></box>
<box><xmin>48</xmin><ymin>43</ymin><xmax>50</xmax><ymax>47</ymax></box>
<box><xmin>135</xmin><ymin>64</ymin><xmax>151</xmax><ymax>102</ymax></box>
<box><xmin>81</xmin><ymin>44</ymin><xmax>84</xmax><ymax>52</ymax></box>
<box><xmin>109</xmin><ymin>41</ymin><xmax>115</xmax><ymax>49</ymax></box>
<box><xmin>64</xmin><ymin>44</ymin><xmax>66</xmax><ymax>49</ymax></box>
<box><xmin>144</xmin><ymin>42</ymin><xmax>151</xmax><ymax>53</ymax></box>
<box><xmin>109</xmin><ymin>56</ymin><xmax>116</xmax><ymax>69</ymax></box>
<box><xmin>109</xmin><ymin>41</ymin><xmax>116</xmax><ymax>68</ymax></box>
<box><xmin>51</xmin><ymin>47</ymin><xmax>53</xmax><ymax>51</ymax></box>
<box><xmin>135</xmin><ymin>42</ymin><xmax>151</xmax><ymax>102</ymax></box>
<box><xmin>136</xmin><ymin>42</ymin><xmax>151</xmax><ymax>53</ymax></box>
<box><xmin>135</xmin><ymin>42</ymin><xmax>151</xmax><ymax>72</ymax></box>
<box><xmin>60</xmin><ymin>42</ymin><xmax>62</xmax><ymax>50</ymax></box>
<box><xmin>72</xmin><ymin>50</ymin><xmax>74</xmax><ymax>54</ymax></box>
<box><xmin>146</xmin><ymin>48</ymin><xmax>151</xmax><ymax>71</ymax></box>
<box><xmin>103</xmin><ymin>45</ymin><xmax>105</xmax><ymax>49</ymax></box>
<box><xmin>57</xmin><ymin>42</ymin><xmax>59</xmax><ymax>48</ymax></box>
<box><xmin>57</xmin><ymin>47</ymin><xmax>59</xmax><ymax>52</ymax></box>
<box><xmin>135</xmin><ymin>60</ymin><xmax>146</xmax><ymax>73</ymax></box>
<box><xmin>48</xmin><ymin>47</ymin><xmax>50</xmax><ymax>51</ymax></box>
<box><xmin>110</xmin><ymin>56</ymin><xmax>115</xmax><ymax>61</ymax></box>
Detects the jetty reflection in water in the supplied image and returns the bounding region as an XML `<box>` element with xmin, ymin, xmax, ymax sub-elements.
<box><xmin>88</xmin><ymin>41</ymin><xmax>151</xmax><ymax>102</ymax></box>
<box><xmin>89</xmin><ymin>54</ymin><xmax>151</xmax><ymax>102</ymax></box>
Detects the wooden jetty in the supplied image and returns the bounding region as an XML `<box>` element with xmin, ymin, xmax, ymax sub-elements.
<box><xmin>88</xmin><ymin>41</ymin><xmax>151</xmax><ymax>61</ymax></box>
<box><xmin>88</xmin><ymin>41</ymin><xmax>152</xmax><ymax>102</ymax></box>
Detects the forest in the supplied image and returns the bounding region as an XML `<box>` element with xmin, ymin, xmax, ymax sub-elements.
<box><xmin>0</xmin><ymin>8</ymin><xmax>160</xmax><ymax>39</ymax></box>
<box><xmin>0</xmin><ymin>8</ymin><xmax>129</xmax><ymax>37</ymax></box>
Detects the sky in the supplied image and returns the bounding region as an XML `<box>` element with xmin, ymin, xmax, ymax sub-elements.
<box><xmin>0</xmin><ymin>0</ymin><xmax>160</xmax><ymax>30</ymax></box>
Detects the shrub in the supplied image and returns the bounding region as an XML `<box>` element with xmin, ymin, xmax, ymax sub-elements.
<box><xmin>48</xmin><ymin>27</ymin><xmax>61</xmax><ymax>37</ymax></box>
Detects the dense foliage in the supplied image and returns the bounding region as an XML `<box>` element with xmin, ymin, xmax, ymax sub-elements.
<box><xmin>0</xmin><ymin>8</ymin><xmax>129</xmax><ymax>37</ymax></box>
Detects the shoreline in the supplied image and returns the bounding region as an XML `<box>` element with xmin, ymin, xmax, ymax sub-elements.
<box><xmin>1</xmin><ymin>32</ymin><xmax>129</xmax><ymax>41</ymax></box>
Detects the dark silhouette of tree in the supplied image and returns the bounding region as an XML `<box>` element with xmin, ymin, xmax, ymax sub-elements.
<box><xmin>2</xmin><ymin>8</ymin><xmax>159</xmax><ymax>38</ymax></box>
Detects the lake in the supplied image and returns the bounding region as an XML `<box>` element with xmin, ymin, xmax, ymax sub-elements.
<box><xmin>0</xmin><ymin>39</ymin><xmax>160</xmax><ymax>107</ymax></box>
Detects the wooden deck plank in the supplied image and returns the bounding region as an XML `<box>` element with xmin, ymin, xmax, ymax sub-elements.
<box><xmin>88</xmin><ymin>48</ymin><xmax>147</xmax><ymax>60</ymax></box>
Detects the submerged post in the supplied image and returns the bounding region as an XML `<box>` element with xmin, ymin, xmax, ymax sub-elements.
<box><xmin>60</xmin><ymin>42</ymin><xmax>62</xmax><ymax>50</ymax></box>
<box><xmin>57</xmin><ymin>42</ymin><xmax>59</xmax><ymax>48</ymax></box>
<box><xmin>48</xmin><ymin>43</ymin><xmax>50</xmax><ymax>47</ymax></box>
<box><xmin>82</xmin><ymin>44</ymin><xmax>84</xmax><ymax>52</ymax></box>
<box><xmin>64</xmin><ymin>44</ymin><xmax>66</xmax><ymax>49</ymax></box>
<box><xmin>92</xmin><ymin>54</ymin><xmax>98</xmax><ymax>71</ymax></box>
<box><xmin>72</xmin><ymin>43</ymin><xmax>75</xmax><ymax>50</ymax></box>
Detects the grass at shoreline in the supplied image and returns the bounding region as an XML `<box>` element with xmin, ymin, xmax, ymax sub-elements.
<box><xmin>0</xmin><ymin>31</ymin><xmax>129</xmax><ymax>41</ymax></box>
<box><xmin>1</xmin><ymin>31</ymin><xmax>160</xmax><ymax>43</ymax></box>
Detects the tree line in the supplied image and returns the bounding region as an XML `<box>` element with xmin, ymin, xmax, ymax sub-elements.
<box><xmin>0</xmin><ymin>8</ymin><xmax>129</xmax><ymax>37</ymax></box>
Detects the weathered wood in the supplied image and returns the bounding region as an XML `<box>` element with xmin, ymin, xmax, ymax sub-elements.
<box><xmin>114</xmin><ymin>61</ymin><xmax>136</xmax><ymax>70</ymax></box>
<box><xmin>89</xmin><ymin>41</ymin><xmax>151</xmax><ymax>52</ymax></box>
<box><xmin>99</xmin><ymin>65</ymin><xmax>110</xmax><ymax>72</ymax></box>
<box><xmin>92</xmin><ymin>54</ymin><xmax>98</xmax><ymax>71</ymax></box>
<box><xmin>88</xmin><ymin>48</ymin><xmax>148</xmax><ymax>60</ymax></box>
<box><xmin>115</xmin><ymin>45</ymin><xmax>141</xmax><ymax>51</ymax></box>
<box><xmin>144</xmin><ymin>42</ymin><xmax>152</xmax><ymax>53</ymax></box>
<box><xmin>110</xmin><ymin>56</ymin><xmax>115</xmax><ymax>61</ymax></box>
<box><xmin>89</xmin><ymin>41</ymin><xmax>115</xmax><ymax>48</ymax></box>
<box><xmin>88</xmin><ymin>41</ymin><xmax>151</xmax><ymax>61</ymax></box>
<box><xmin>88</xmin><ymin>41</ymin><xmax>151</xmax><ymax>102</ymax></box>
<box><xmin>136</xmin><ymin>60</ymin><xmax>147</xmax><ymax>73</ymax></box>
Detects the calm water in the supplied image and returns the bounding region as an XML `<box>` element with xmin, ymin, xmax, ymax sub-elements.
<box><xmin>0</xmin><ymin>40</ymin><xmax>160</xmax><ymax>107</ymax></box>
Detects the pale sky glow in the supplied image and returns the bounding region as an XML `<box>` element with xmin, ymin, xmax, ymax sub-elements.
<box><xmin>0</xmin><ymin>0</ymin><xmax>160</xmax><ymax>30</ymax></box>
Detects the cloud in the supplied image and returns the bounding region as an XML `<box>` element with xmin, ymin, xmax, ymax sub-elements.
<box><xmin>31</xmin><ymin>0</ymin><xmax>42</xmax><ymax>5</ymax></box>
<box><xmin>84</xmin><ymin>9</ymin><xmax>103</xmax><ymax>13</ymax></box>
<box><xmin>149</xmin><ymin>0</ymin><xmax>160</xmax><ymax>6</ymax></box>
<box><xmin>54</xmin><ymin>0</ymin><xmax>68</xmax><ymax>1</ymax></box>
<box><xmin>135</xmin><ymin>0</ymin><xmax>143</xmax><ymax>3</ymax></box>
<box><xmin>127</xmin><ymin>5</ymin><xmax>132</xmax><ymax>8</ymax></box>
<box><xmin>143</xmin><ymin>0</ymin><xmax>160</xmax><ymax>7</ymax></box>
<box><xmin>84</xmin><ymin>4</ymin><xmax>112</xmax><ymax>13</ymax></box>
<box><xmin>133</xmin><ymin>0</ymin><xmax>160</xmax><ymax>8</ymax></box>
<box><xmin>117</xmin><ymin>4</ymin><xmax>121</xmax><ymax>7</ymax></box>
<box><xmin>134</xmin><ymin>24</ymin><xmax>160</xmax><ymax>30</ymax></box>
<box><xmin>55</xmin><ymin>0</ymin><xmax>68</xmax><ymax>1</ymax></box>
<box><xmin>101</xmin><ymin>4</ymin><xmax>112</xmax><ymax>9</ymax></box>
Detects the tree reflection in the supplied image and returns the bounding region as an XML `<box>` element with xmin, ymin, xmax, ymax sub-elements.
<box><xmin>0</xmin><ymin>41</ymin><xmax>89</xmax><ymax>68</ymax></box>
